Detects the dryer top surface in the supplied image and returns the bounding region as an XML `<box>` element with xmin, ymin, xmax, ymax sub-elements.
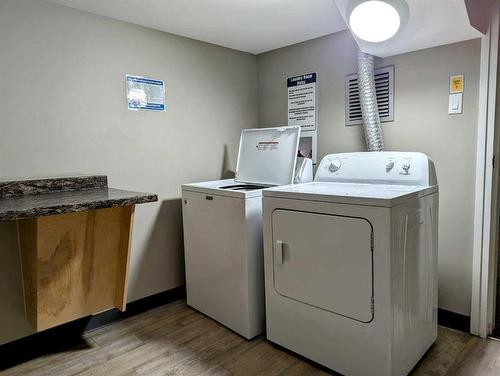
<box><xmin>263</xmin><ymin>182</ymin><xmax>437</xmax><ymax>207</ymax></box>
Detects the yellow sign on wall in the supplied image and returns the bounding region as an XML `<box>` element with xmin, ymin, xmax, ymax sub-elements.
<box><xmin>450</xmin><ymin>75</ymin><xmax>464</xmax><ymax>93</ymax></box>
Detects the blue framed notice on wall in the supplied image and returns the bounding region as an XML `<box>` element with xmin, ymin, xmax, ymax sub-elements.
<box><xmin>126</xmin><ymin>75</ymin><xmax>165</xmax><ymax>111</ymax></box>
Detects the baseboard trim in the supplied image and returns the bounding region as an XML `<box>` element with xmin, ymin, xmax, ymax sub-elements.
<box><xmin>0</xmin><ymin>286</ymin><xmax>186</xmax><ymax>370</ymax></box>
<box><xmin>438</xmin><ymin>308</ymin><xmax>470</xmax><ymax>333</ymax></box>
<box><xmin>84</xmin><ymin>286</ymin><xmax>186</xmax><ymax>332</ymax></box>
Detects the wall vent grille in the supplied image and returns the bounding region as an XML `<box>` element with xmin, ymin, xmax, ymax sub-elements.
<box><xmin>345</xmin><ymin>65</ymin><xmax>394</xmax><ymax>126</ymax></box>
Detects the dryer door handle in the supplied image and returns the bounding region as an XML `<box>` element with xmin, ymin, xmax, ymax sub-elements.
<box><xmin>275</xmin><ymin>240</ymin><xmax>285</xmax><ymax>265</ymax></box>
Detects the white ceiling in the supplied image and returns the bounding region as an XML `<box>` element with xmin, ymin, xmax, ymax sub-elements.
<box><xmin>46</xmin><ymin>0</ymin><xmax>482</xmax><ymax>57</ymax></box>
<box><xmin>46</xmin><ymin>0</ymin><xmax>347</xmax><ymax>54</ymax></box>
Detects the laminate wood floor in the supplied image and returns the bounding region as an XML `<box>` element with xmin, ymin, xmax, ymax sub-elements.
<box><xmin>3</xmin><ymin>300</ymin><xmax>500</xmax><ymax>376</ymax></box>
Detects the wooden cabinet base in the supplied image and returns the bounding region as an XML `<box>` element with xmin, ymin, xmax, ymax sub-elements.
<box><xmin>17</xmin><ymin>206</ymin><xmax>135</xmax><ymax>332</ymax></box>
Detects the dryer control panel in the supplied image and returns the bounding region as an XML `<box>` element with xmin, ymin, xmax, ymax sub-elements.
<box><xmin>315</xmin><ymin>152</ymin><xmax>437</xmax><ymax>186</ymax></box>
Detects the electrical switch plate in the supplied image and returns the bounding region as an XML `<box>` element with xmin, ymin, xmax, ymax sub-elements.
<box><xmin>448</xmin><ymin>93</ymin><xmax>463</xmax><ymax>114</ymax></box>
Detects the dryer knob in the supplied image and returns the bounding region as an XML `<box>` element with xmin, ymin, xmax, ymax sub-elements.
<box><xmin>402</xmin><ymin>163</ymin><xmax>411</xmax><ymax>175</ymax></box>
<box><xmin>329</xmin><ymin>159</ymin><xmax>341</xmax><ymax>173</ymax></box>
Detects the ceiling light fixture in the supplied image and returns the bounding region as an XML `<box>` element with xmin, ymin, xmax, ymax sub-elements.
<box><xmin>347</xmin><ymin>0</ymin><xmax>409</xmax><ymax>43</ymax></box>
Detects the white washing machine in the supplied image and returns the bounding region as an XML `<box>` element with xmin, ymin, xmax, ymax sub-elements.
<box><xmin>182</xmin><ymin>126</ymin><xmax>311</xmax><ymax>339</ymax></box>
<box><xmin>263</xmin><ymin>151</ymin><xmax>438</xmax><ymax>376</ymax></box>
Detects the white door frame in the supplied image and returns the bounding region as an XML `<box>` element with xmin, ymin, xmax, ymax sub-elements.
<box><xmin>471</xmin><ymin>3</ymin><xmax>499</xmax><ymax>338</ymax></box>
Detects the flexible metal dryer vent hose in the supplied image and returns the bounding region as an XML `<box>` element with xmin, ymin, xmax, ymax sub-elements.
<box><xmin>358</xmin><ymin>50</ymin><xmax>384</xmax><ymax>151</ymax></box>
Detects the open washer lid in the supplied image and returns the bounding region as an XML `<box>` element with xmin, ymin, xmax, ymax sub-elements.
<box><xmin>235</xmin><ymin>126</ymin><xmax>300</xmax><ymax>186</ymax></box>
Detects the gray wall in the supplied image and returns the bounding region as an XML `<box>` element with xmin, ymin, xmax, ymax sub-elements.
<box><xmin>0</xmin><ymin>0</ymin><xmax>257</xmax><ymax>345</ymax></box>
<box><xmin>258</xmin><ymin>31</ymin><xmax>480</xmax><ymax>316</ymax></box>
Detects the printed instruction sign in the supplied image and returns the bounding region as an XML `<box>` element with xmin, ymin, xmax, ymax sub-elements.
<box><xmin>287</xmin><ymin>72</ymin><xmax>317</xmax><ymax>130</ymax></box>
<box><xmin>256</xmin><ymin>141</ymin><xmax>279</xmax><ymax>151</ymax></box>
<box><xmin>126</xmin><ymin>75</ymin><xmax>165</xmax><ymax>111</ymax></box>
<box><xmin>450</xmin><ymin>75</ymin><xmax>464</xmax><ymax>93</ymax></box>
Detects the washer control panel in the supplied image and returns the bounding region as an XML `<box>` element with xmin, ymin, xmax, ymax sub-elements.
<box><xmin>315</xmin><ymin>152</ymin><xmax>436</xmax><ymax>186</ymax></box>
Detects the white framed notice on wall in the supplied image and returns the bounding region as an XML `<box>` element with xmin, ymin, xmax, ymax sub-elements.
<box><xmin>287</xmin><ymin>72</ymin><xmax>317</xmax><ymax>131</ymax></box>
<box><xmin>298</xmin><ymin>130</ymin><xmax>317</xmax><ymax>164</ymax></box>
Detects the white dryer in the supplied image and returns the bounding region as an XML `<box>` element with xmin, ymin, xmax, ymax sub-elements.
<box><xmin>182</xmin><ymin>126</ymin><xmax>309</xmax><ymax>339</ymax></box>
<box><xmin>262</xmin><ymin>151</ymin><xmax>438</xmax><ymax>376</ymax></box>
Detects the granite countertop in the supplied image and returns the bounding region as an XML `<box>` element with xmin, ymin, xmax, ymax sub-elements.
<box><xmin>0</xmin><ymin>175</ymin><xmax>158</xmax><ymax>221</ymax></box>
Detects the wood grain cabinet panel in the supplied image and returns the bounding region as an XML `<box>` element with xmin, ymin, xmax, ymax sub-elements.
<box><xmin>17</xmin><ymin>205</ymin><xmax>135</xmax><ymax>331</ymax></box>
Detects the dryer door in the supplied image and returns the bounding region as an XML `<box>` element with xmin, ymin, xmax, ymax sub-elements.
<box><xmin>272</xmin><ymin>209</ymin><xmax>374</xmax><ymax>322</ymax></box>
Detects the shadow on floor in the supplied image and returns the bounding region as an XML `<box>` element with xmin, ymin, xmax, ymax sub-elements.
<box><xmin>0</xmin><ymin>319</ymin><xmax>94</xmax><ymax>370</ymax></box>
<box><xmin>0</xmin><ymin>287</ymin><xmax>185</xmax><ymax>371</ymax></box>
